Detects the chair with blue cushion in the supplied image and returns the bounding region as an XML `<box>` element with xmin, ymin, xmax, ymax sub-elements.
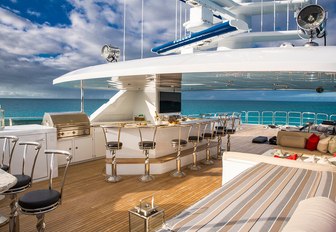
<box><xmin>138</xmin><ymin>125</ymin><xmax>158</xmax><ymax>182</ymax></box>
<box><xmin>101</xmin><ymin>125</ymin><xmax>123</xmax><ymax>183</ymax></box>
<box><xmin>3</xmin><ymin>141</ymin><xmax>41</xmax><ymax>232</ymax></box>
<box><xmin>214</xmin><ymin>114</ymin><xmax>227</xmax><ymax>159</ymax></box>
<box><xmin>171</xmin><ymin>124</ymin><xmax>192</xmax><ymax>178</ymax></box>
<box><xmin>0</xmin><ymin>135</ymin><xmax>19</xmax><ymax>172</ymax></box>
<box><xmin>18</xmin><ymin>149</ymin><xmax>72</xmax><ymax>232</ymax></box>
<box><xmin>188</xmin><ymin>122</ymin><xmax>205</xmax><ymax>171</ymax></box>
<box><xmin>202</xmin><ymin>120</ymin><xmax>216</xmax><ymax>165</ymax></box>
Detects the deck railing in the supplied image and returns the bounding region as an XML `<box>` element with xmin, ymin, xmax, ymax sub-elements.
<box><xmin>242</xmin><ymin>111</ymin><xmax>334</xmax><ymax>126</ymax></box>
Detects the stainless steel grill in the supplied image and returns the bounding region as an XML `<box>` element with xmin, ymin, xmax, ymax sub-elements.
<box><xmin>42</xmin><ymin>112</ymin><xmax>90</xmax><ymax>139</ymax></box>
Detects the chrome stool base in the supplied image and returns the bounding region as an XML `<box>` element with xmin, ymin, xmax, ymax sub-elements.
<box><xmin>171</xmin><ymin>170</ymin><xmax>186</xmax><ymax>178</ymax></box>
<box><xmin>139</xmin><ymin>174</ymin><xmax>155</xmax><ymax>182</ymax></box>
<box><xmin>189</xmin><ymin>164</ymin><xmax>201</xmax><ymax>171</ymax></box>
<box><xmin>202</xmin><ymin>159</ymin><xmax>214</xmax><ymax>165</ymax></box>
<box><xmin>106</xmin><ymin>175</ymin><xmax>122</xmax><ymax>183</ymax></box>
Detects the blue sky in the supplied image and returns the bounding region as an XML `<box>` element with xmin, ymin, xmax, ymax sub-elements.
<box><xmin>0</xmin><ymin>0</ymin><xmax>336</xmax><ymax>101</ymax></box>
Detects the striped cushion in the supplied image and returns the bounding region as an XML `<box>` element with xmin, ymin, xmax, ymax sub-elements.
<box><xmin>163</xmin><ymin>163</ymin><xmax>336</xmax><ymax>231</ymax></box>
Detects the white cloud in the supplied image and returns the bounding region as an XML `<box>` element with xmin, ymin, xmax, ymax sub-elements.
<box><xmin>27</xmin><ymin>9</ymin><xmax>41</xmax><ymax>17</ymax></box>
<box><xmin>0</xmin><ymin>7</ymin><xmax>32</xmax><ymax>29</ymax></box>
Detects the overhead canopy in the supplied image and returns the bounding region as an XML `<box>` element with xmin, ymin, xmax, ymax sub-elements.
<box><xmin>53</xmin><ymin>46</ymin><xmax>336</xmax><ymax>92</ymax></box>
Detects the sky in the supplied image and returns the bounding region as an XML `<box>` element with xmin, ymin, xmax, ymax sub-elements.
<box><xmin>0</xmin><ymin>0</ymin><xmax>336</xmax><ymax>101</ymax></box>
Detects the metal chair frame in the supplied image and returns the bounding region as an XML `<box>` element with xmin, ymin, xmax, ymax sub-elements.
<box><xmin>214</xmin><ymin>114</ymin><xmax>227</xmax><ymax>159</ymax></box>
<box><xmin>0</xmin><ymin>136</ymin><xmax>19</xmax><ymax>172</ymax></box>
<box><xmin>188</xmin><ymin>122</ymin><xmax>205</xmax><ymax>171</ymax></box>
<box><xmin>202</xmin><ymin>120</ymin><xmax>216</xmax><ymax>165</ymax></box>
<box><xmin>101</xmin><ymin>125</ymin><xmax>123</xmax><ymax>183</ymax></box>
<box><xmin>138</xmin><ymin>125</ymin><xmax>158</xmax><ymax>182</ymax></box>
<box><xmin>4</xmin><ymin>141</ymin><xmax>41</xmax><ymax>232</ymax></box>
<box><xmin>18</xmin><ymin>150</ymin><xmax>72</xmax><ymax>232</ymax></box>
<box><xmin>171</xmin><ymin>124</ymin><xmax>192</xmax><ymax>178</ymax></box>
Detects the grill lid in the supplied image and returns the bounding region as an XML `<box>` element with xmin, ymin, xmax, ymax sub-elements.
<box><xmin>42</xmin><ymin>112</ymin><xmax>90</xmax><ymax>127</ymax></box>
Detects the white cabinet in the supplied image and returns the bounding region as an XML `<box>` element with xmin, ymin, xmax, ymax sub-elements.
<box><xmin>0</xmin><ymin>125</ymin><xmax>57</xmax><ymax>182</ymax></box>
<box><xmin>93</xmin><ymin>127</ymin><xmax>106</xmax><ymax>158</ymax></box>
<box><xmin>57</xmin><ymin>136</ymin><xmax>93</xmax><ymax>165</ymax></box>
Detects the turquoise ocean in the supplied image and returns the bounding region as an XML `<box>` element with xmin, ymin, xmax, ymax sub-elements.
<box><xmin>0</xmin><ymin>98</ymin><xmax>336</xmax><ymax>125</ymax></box>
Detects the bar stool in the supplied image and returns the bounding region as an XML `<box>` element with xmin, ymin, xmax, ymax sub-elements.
<box><xmin>101</xmin><ymin>125</ymin><xmax>123</xmax><ymax>183</ymax></box>
<box><xmin>3</xmin><ymin>141</ymin><xmax>41</xmax><ymax>232</ymax></box>
<box><xmin>214</xmin><ymin>114</ymin><xmax>227</xmax><ymax>160</ymax></box>
<box><xmin>171</xmin><ymin>124</ymin><xmax>192</xmax><ymax>178</ymax></box>
<box><xmin>0</xmin><ymin>136</ymin><xmax>19</xmax><ymax>172</ymax></box>
<box><xmin>188</xmin><ymin>123</ymin><xmax>204</xmax><ymax>171</ymax></box>
<box><xmin>18</xmin><ymin>150</ymin><xmax>72</xmax><ymax>232</ymax></box>
<box><xmin>202</xmin><ymin>120</ymin><xmax>216</xmax><ymax>165</ymax></box>
<box><xmin>226</xmin><ymin>113</ymin><xmax>238</xmax><ymax>151</ymax></box>
<box><xmin>138</xmin><ymin>125</ymin><xmax>157</xmax><ymax>182</ymax></box>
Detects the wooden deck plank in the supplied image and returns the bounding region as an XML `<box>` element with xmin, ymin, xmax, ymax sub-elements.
<box><xmin>0</xmin><ymin>124</ymin><xmax>278</xmax><ymax>232</ymax></box>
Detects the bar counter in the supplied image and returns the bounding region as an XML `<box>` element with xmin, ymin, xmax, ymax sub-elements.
<box><xmin>92</xmin><ymin>118</ymin><xmax>219</xmax><ymax>175</ymax></box>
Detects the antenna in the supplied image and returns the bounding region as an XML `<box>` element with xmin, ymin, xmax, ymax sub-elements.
<box><xmin>101</xmin><ymin>45</ymin><xmax>120</xmax><ymax>62</ymax></box>
<box><xmin>296</xmin><ymin>4</ymin><xmax>327</xmax><ymax>46</ymax></box>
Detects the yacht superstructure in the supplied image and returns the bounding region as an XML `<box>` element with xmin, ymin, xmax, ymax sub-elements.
<box><xmin>1</xmin><ymin>1</ymin><xmax>336</xmax><ymax>231</ymax></box>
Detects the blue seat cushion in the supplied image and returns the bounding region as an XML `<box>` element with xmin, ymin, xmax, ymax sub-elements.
<box><xmin>18</xmin><ymin>189</ymin><xmax>61</xmax><ymax>210</ymax></box>
<box><xmin>139</xmin><ymin>141</ymin><xmax>156</xmax><ymax>149</ymax></box>
<box><xmin>11</xmin><ymin>174</ymin><xmax>31</xmax><ymax>190</ymax></box>
<box><xmin>188</xmin><ymin>136</ymin><xmax>203</xmax><ymax>142</ymax></box>
<box><xmin>203</xmin><ymin>132</ymin><xmax>214</xmax><ymax>138</ymax></box>
<box><xmin>171</xmin><ymin>139</ymin><xmax>188</xmax><ymax>146</ymax></box>
<box><xmin>107</xmin><ymin>141</ymin><xmax>122</xmax><ymax>149</ymax></box>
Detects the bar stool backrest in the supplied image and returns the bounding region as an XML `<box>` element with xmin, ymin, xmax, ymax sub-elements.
<box><xmin>138</xmin><ymin>125</ymin><xmax>157</xmax><ymax>146</ymax></box>
<box><xmin>0</xmin><ymin>135</ymin><xmax>18</xmax><ymax>172</ymax></box>
<box><xmin>216</xmin><ymin>114</ymin><xmax>228</xmax><ymax>132</ymax></box>
<box><xmin>15</xmin><ymin>141</ymin><xmax>41</xmax><ymax>180</ymax></box>
<box><xmin>204</xmin><ymin>120</ymin><xmax>216</xmax><ymax>139</ymax></box>
<box><xmin>44</xmin><ymin>150</ymin><xmax>72</xmax><ymax>204</ymax></box>
<box><xmin>101</xmin><ymin>125</ymin><xmax>123</xmax><ymax>150</ymax></box>
<box><xmin>190</xmin><ymin>122</ymin><xmax>207</xmax><ymax>143</ymax></box>
<box><xmin>176</xmin><ymin>124</ymin><xmax>192</xmax><ymax>149</ymax></box>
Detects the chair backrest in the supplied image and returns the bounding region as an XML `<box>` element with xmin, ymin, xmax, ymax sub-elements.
<box><xmin>0</xmin><ymin>135</ymin><xmax>19</xmax><ymax>171</ymax></box>
<box><xmin>101</xmin><ymin>124</ymin><xmax>123</xmax><ymax>149</ymax></box>
<box><xmin>44</xmin><ymin>150</ymin><xmax>72</xmax><ymax>204</ymax></box>
<box><xmin>204</xmin><ymin>120</ymin><xmax>216</xmax><ymax>139</ymax></box>
<box><xmin>175</xmin><ymin>124</ymin><xmax>192</xmax><ymax>149</ymax></box>
<box><xmin>190</xmin><ymin>122</ymin><xmax>206</xmax><ymax>143</ymax></box>
<box><xmin>16</xmin><ymin>142</ymin><xmax>41</xmax><ymax>180</ymax></box>
<box><xmin>138</xmin><ymin>125</ymin><xmax>157</xmax><ymax>144</ymax></box>
<box><xmin>216</xmin><ymin>113</ymin><xmax>228</xmax><ymax>131</ymax></box>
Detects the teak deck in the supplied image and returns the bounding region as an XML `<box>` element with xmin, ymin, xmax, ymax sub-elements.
<box><xmin>0</xmin><ymin>125</ymin><xmax>277</xmax><ymax>232</ymax></box>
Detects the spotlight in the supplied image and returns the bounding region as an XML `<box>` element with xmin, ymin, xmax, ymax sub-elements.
<box><xmin>296</xmin><ymin>5</ymin><xmax>326</xmax><ymax>44</ymax></box>
<box><xmin>101</xmin><ymin>45</ymin><xmax>120</xmax><ymax>62</ymax></box>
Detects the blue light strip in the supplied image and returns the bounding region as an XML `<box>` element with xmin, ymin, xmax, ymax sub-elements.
<box><xmin>151</xmin><ymin>21</ymin><xmax>237</xmax><ymax>54</ymax></box>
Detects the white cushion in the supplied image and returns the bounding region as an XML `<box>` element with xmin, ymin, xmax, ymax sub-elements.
<box><xmin>317</xmin><ymin>136</ymin><xmax>331</xmax><ymax>153</ymax></box>
<box><xmin>282</xmin><ymin>197</ymin><xmax>336</xmax><ymax>232</ymax></box>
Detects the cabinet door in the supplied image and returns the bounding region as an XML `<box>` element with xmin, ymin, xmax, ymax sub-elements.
<box><xmin>74</xmin><ymin>137</ymin><xmax>93</xmax><ymax>162</ymax></box>
<box><xmin>57</xmin><ymin>139</ymin><xmax>73</xmax><ymax>166</ymax></box>
<box><xmin>10</xmin><ymin>134</ymin><xmax>49</xmax><ymax>181</ymax></box>
<box><xmin>93</xmin><ymin>127</ymin><xmax>106</xmax><ymax>158</ymax></box>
